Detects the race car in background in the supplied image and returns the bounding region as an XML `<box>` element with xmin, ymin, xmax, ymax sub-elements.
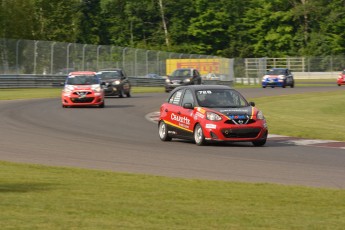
<box><xmin>262</xmin><ymin>68</ymin><xmax>295</xmax><ymax>88</ymax></box>
<box><xmin>337</xmin><ymin>70</ymin><xmax>345</xmax><ymax>86</ymax></box>
<box><xmin>158</xmin><ymin>85</ymin><xmax>268</xmax><ymax>146</ymax></box>
<box><xmin>61</xmin><ymin>71</ymin><xmax>105</xmax><ymax>108</ymax></box>
<box><xmin>96</xmin><ymin>69</ymin><xmax>132</xmax><ymax>97</ymax></box>
<box><xmin>164</xmin><ymin>68</ymin><xmax>203</xmax><ymax>92</ymax></box>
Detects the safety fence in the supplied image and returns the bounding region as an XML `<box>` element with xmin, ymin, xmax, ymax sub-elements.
<box><xmin>0</xmin><ymin>38</ymin><xmax>233</xmax><ymax>82</ymax></box>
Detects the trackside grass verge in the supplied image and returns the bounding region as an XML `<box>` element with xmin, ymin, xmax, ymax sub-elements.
<box><xmin>250</xmin><ymin>90</ymin><xmax>345</xmax><ymax>141</ymax></box>
<box><xmin>1</xmin><ymin>161</ymin><xmax>345</xmax><ymax>230</ymax></box>
<box><xmin>0</xmin><ymin>87</ymin><xmax>164</xmax><ymax>100</ymax></box>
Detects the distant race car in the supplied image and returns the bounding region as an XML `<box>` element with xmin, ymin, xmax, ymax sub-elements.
<box><xmin>61</xmin><ymin>71</ymin><xmax>105</xmax><ymax>108</ymax></box>
<box><xmin>337</xmin><ymin>70</ymin><xmax>345</xmax><ymax>86</ymax></box>
<box><xmin>158</xmin><ymin>85</ymin><xmax>268</xmax><ymax>146</ymax></box>
<box><xmin>164</xmin><ymin>68</ymin><xmax>202</xmax><ymax>92</ymax></box>
<box><xmin>96</xmin><ymin>69</ymin><xmax>131</xmax><ymax>97</ymax></box>
<box><xmin>262</xmin><ymin>68</ymin><xmax>295</xmax><ymax>88</ymax></box>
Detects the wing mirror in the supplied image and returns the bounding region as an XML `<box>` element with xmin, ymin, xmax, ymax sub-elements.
<box><xmin>249</xmin><ymin>102</ymin><xmax>255</xmax><ymax>107</ymax></box>
<box><xmin>183</xmin><ymin>103</ymin><xmax>194</xmax><ymax>109</ymax></box>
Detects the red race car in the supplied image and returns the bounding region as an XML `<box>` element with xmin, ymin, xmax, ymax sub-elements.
<box><xmin>61</xmin><ymin>71</ymin><xmax>105</xmax><ymax>108</ymax></box>
<box><xmin>158</xmin><ymin>85</ymin><xmax>268</xmax><ymax>146</ymax></box>
<box><xmin>337</xmin><ymin>70</ymin><xmax>345</xmax><ymax>86</ymax></box>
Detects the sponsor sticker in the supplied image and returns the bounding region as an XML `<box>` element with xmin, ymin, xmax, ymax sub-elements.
<box><xmin>205</xmin><ymin>124</ymin><xmax>217</xmax><ymax>129</ymax></box>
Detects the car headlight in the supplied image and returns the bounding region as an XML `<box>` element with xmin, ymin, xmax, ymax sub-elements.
<box><xmin>278</xmin><ymin>75</ymin><xmax>286</xmax><ymax>80</ymax></box>
<box><xmin>91</xmin><ymin>85</ymin><xmax>102</xmax><ymax>93</ymax></box>
<box><xmin>165</xmin><ymin>79</ymin><xmax>171</xmax><ymax>83</ymax></box>
<box><xmin>112</xmin><ymin>80</ymin><xmax>120</xmax><ymax>85</ymax></box>
<box><xmin>63</xmin><ymin>85</ymin><xmax>74</xmax><ymax>93</ymax></box>
<box><xmin>257</xmin><ymin>110</ymin><xmax>265</xmax><ymax>120</ymax></box>
<box><xmin>262</xmin><ymin>75</ymin><xmax>268</xmax><ymax>81</ymax></box>
<box><xmin>183</xmin><ymin>78</ymin><xmax>191</xmax><ymax>83</ymax></box>
<box><xmin>206</xmin><ymin>112</ymin><xmax>222</xmax><ymax>121</ymax></box>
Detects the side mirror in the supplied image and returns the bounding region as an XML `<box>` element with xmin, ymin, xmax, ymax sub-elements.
<box><xmin>249</xmin><ymin>102</ymin><xmax>255</xmax><ymax>107</ymax></box>
<box><xmin>183</xmin><ymin>103</ymin><xmax>194</xmax><ymax>109</ymax></box>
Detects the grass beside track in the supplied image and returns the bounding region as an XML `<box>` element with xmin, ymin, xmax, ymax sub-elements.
<box><xmin>1</xmin><ymin>161</ymin><xmax>345</xmax><ymax>230</ymax></box>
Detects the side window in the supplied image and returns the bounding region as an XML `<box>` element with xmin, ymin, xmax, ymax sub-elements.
<box><xmin>168</xmin><ymin>89</ymin><xmax>183</xmax><ymax>105</ymax></box>
<box><xmin>181</xmin><ymin>89</ymin><xmax>194</xmax><ymax>106</ymax></box>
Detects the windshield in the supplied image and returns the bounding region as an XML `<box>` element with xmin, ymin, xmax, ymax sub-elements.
<box><xmin>171</xmin><ymin>69</ymin><xmax>191</xmax><ymax>77</ymax></box>
<box><xmin>267</xmin><ymin>69</ymin><xmax>286</xmax><ymax>75</ymax></box>
<box><xmin>66</xmin><ymin>75</ymin><xmax>99</xmax><ymax>85</ymax></box>
<box><xmin>196</xmin><ymin>89</ymin><xmax>249</xmax><ymax>108</ymax></box>
<box><xmin>98</xmin><ymin>71</ymin><xmax>121</xmax><ymax>80</ymax></box>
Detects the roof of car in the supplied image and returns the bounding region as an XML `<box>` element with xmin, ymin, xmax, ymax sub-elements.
<box><xmin>98</xmin><ymin>68</ymin><xmax>123</xmax><ymax>72</ymax></box>
<box><xmin>170</xmin><ymin>85</ymin><xmax>233</xmax><ymax>94</ymax></box>
<box><xmin>69</xmin><ymin>71</ymin><xmax>96</xmax><ymax>75</ymax></box>
<box><xmin>269</xmin><ymin>68</ymin><xmax>289</xmax><ymax>70</ymax></box>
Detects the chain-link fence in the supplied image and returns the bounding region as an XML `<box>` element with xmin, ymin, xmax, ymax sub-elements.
<box><xmin>0</xmin><ymin>38</ymin><xmax>234</xmax><ymax>81</ymax></box>
<box><xmin>2</xmin><ymin>38</ymin><xmax>344</xmax><ymax>85</ymax></box>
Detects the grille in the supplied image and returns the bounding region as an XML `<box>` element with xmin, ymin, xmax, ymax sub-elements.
<box><xmin>221</xmin><ymin>128</ymin><xmax>261</xmax><ymax>138</ymax></box>
<box><xmin>224</xmin><ymin>119</ymin><xmax>255</xmax><ymax>125</ymax></box>
<box><xmin>72</xmin><ymin>91</ymin><xmax>91</xmax><ymax>96</ymax></box>
<box><xmin>71</xmin><ymin>97</ymin><xmax>94</xmax><ymax>103</ymax></box>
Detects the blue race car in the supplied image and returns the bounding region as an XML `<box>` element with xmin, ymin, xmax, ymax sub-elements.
<box><xmin>262</xmin><ymin>68</ymin><xmax>295</xmax><ymax>88</ymax></box>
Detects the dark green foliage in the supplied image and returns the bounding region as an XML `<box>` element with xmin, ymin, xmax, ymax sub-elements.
<box><xmin>1</xmin><ymin>0</ymin><xmax>345</xmax><ymax>57</ymax></box>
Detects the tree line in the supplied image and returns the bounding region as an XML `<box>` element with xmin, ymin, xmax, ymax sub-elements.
<box><xmin>1</xmin><ymin>0</ymin><xmax>345</xmax><ymax>58</ymax></box>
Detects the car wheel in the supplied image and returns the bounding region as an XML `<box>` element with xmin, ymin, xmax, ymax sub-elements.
<box><xmin>290</xmin><ymin>82</ymin><xmax>295</xmax><ymax>88</ymax></box>
<box><xmin>262</xmin><ymin>85</ymin><xmax>266</xmax><ymax>88</ymax></box>
<box><xmin>158</xmin><ymin>121</ymin><xmax>172</xmax><ymax>141</ymax></box>
<box><xmin>119</xmin><ymin>90</ymin><xmax>125</xmax><ymax>98</ymax></box>
<box><xmin>194</xmin><ymin>124</ymin><xmax>206</xmax><ymax>146</ymax></box>
<box><xmin>338</xmin><ymin>84</ymin><xmax>341</xmax><ymax>86</ymax></box>
<box><xmin>126</xmin><ymin>90</ymin><xmax>131</xmax><ymax>97</ymax></box>
<box><xmin>99</xmin><ymin>102</ymin><xmax>105</xmax><ymax>108</ymax></box>
<box><xmin>252</xmin><ymin>138</ymin><xmax>267</xmax><ymax>146</ymax></box>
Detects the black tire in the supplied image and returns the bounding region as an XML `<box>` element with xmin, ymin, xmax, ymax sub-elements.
<box><xmin>119</xmin><ymin>90</ymin><xmax>125</xmax><ymax>98</ymax></box>
<box><xmin>194</xmin><ymin>124</ymin><xmax>206</xmax><ymax>146</ymax></box>
<box><xmin>99</xmin><ymin>102</ymin><xmax>105</xmax><ymax>108</ymax></box>
<box><xmin>126</xmin><ymin>90</ymin><xmax>131</xmax><ymax>97</ymax></box>
<box><xmin>252</xmin><ymin>138</ymin><xmax>267</xmax><ymax>146</ymax></box>
<box><xmin>158</xmin><ymin>121</ymin><xmax>172</xmax><ymax>141</ymax></box>
<box><xmin>290</xmin><ymin>82</ymin><xmax>295</xmax><ymax>88</ymax></box>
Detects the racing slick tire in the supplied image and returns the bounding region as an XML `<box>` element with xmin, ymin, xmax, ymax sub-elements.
<box><xmin>194</xmin><ymin>124</ymin><xmax>206</xmax><ymax>146</ymax></box>
<box><xmin>119</xmin><ymin>89</ymin><xmax>125</xmax><ymax>98</ymax></box>
<box><xmin>158</xmin><ymin>121</ymin><xmax>172</xmax><ymax>141</ymax></box>
<box><xmin>252</xmin><ymin>133</ymin><xmax>267</xmax><ymax>146</ymax></box>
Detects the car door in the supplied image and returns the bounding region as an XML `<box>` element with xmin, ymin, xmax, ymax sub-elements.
<box><xmin>163</xmin><ymin>89</ymin><xmax>185</xmax><ymax>136</ymax></box>
<box><xmin>178</xmin><ymin>89</ymin><xmax>197</xmax><ymax>139</ymax></box>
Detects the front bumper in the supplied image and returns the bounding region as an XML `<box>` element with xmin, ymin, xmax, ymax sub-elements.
<box><xmin>62</xmin><ymin>92</ymin><xmax>104</xmax><ymax>106</ymax></box>
<box><xmin>262</xmin><ymin>79</ymin><xmax>284</xmax><ymax>87</ymax></box>
<box><xmin>202</xmin><ymin>121</ymin><xmax>268</xmax><ymax>142</ymax></box>
<box><xmin>337</xmin><ymin>79</ymin><xmax>345</xmax><ymax>85</ymax></box>
<box><xmin>103</xmin><ymin>85</ymin><xmax>122</xmax><ymax>96</ymax></box>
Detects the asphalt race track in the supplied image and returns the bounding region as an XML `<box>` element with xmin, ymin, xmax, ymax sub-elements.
<box><xmin>0</xmin><ymin>86</ymin><xmax>345</xmax><ymax>189</ymax></box>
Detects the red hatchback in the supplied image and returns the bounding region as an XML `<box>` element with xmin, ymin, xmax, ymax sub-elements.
<box><xmin>158</xmin><ymin>85</ymin><xmax>268</xmax><ymax>146</ymax></box>
<box><xmin>337</xmin><ymin>70</ymin><xmax>345</xmax><ymax>86</ymax></box>
<box><xmin>61</xmin><ymin>71</ymin><xmax>105</xmax><ymax>108</ymax></box>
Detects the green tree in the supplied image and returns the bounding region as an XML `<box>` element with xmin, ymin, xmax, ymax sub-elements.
<box><xmin>34</xmin><ymin>0</ymin><xmax>80</xmax><ymax>42</ymax></box>
<box><xmin>77</xmin><ymin>0</ymin><xmax>102</xmax><ymax>44</ymax></box>
<box><xmin>0</xmin><ymin>0</ymin><xmax>37</xmax><ymax>39</ymax></box>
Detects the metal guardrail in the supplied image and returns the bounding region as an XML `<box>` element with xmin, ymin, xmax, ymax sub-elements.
<box><xmin>0</xmin><ymin>75</ymin><xmax>234</xmax><ymax>88</ymax></box>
